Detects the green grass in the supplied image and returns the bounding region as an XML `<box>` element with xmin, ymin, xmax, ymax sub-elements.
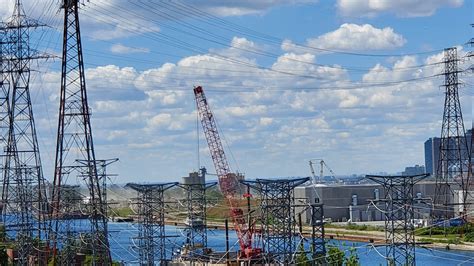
<box><xmin>326</xmin><ymin>223</ymin><xmax>384</xmax><ymax>232</ymax></box>
<box><xmin>416</xmin><ymin>224</ymin><xmax>474</xmax><ymax>236</ymax></box>
<box><xmin>419</xmin><ymin>237</ymin><xmax>462</xmax><ymax>245</ymax></box>
<box><xmin>325</xmin><ymin>230</ymin><xmax>378</xmax><ymax>237</ymax></box>
<box><xmin>428</xmin><ymin>234</ymin><xmax>459</xmax><ymax>239</ymax></box>
<box><xmin>110</xmin><ymin>207</ymin><xmax>133</xmax><ymax>217</ymax></box>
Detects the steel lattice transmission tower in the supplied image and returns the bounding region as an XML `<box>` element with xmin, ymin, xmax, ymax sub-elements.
<box><xmin>367</xmin><ymin>174</ymin><xmax>429</xmax><ymax>266</ymax></box>
<box><xmin>244</xmin><ymin>177</ymin><xmax>308</xmax><ymax>264</ymax></box>
<box><xmin>434</xmin><ymin>47</ymin><xmax>471</xmax><ymax>221</ymax></box>
<box><xmin>0</xmin><ymin>8</ymin><xmax>10</xmax><ymax>189</ymax></box>
<box><xmin>310</xmin><ymin>203</ymin><xmax>325</xmax><ymax>263</ymax></box>
<box><xmin>179</xmin><ymin>168</ymin><xmax>216</xmax><ymax>259</ymax></box>
<box><xmin>294</xmin><ymin>201</ymin><xmax>326</xmax><ymax>265</ymax></box>
<box><xmin>468</xmin><ymin>25</ymin><xmax>474</xmax><ymax>191</ymax></box>
<box><xmin>50</xmin><ymin>0</ymin><xmax>111</xmax><ymax>264</ymax></box>
<box><xmin>127</xmin><ymin>182</ymin><xmax>178</xmax><ymax>265</ymax></box>
<box><xmin>79</xmin><ymin>158</ymin><xmax>119</xmax><ymax>208</ymax></box>
<box><xmin>0</xmin><ymin>1</ymin><xmax>49</xmax><ymax>264</ymax></box>
<box><xmin>55</xmin><ymin>185</ymin><xmax>83</xmax><ymax>265</ymax></box>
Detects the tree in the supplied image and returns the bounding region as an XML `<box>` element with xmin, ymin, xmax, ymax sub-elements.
<box><xmin>0</xmin><ymin>225</ymin><xmax>8</xmax><ymax>265</ymax></box>
<box><xmin>344</xmin><ymin>246</ymin><xmax>360</xmax><ymax>266</ymax></box>
<box><xmin>327</xmin><ymin>245</ymin><xmax>345</xmax><ymax>266</ymax></box>
<box><xmin>296</xmin><ymin>242</ymin><xmax>310</xmax><ymax>266</ymax></box>
<box><xmin>326</xmin><ymin>244</ymin><xmax>360</xmax><ymax>266</ymax></box>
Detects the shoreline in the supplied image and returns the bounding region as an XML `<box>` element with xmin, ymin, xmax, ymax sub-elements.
<box><xmin>161</xmin><ymin>219</ymin><xmax>474</xmax><ymax>252</ymax></box>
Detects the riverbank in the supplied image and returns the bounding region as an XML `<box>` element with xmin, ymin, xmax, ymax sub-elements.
<box><xmin>164</xmin><ymin>219</ymin><xmax>474</xmax><ymax>252</ymax></box>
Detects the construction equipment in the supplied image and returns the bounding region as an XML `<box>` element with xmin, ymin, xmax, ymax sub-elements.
<box><xmin>193</xmin><ymin>86</ymin><xmax>259</xmax><ymax>259</ymax></box>
<box><xmin>309</xmin><ymin>159</ymin><xmax>337</xmax><ymax>184</ymax></box>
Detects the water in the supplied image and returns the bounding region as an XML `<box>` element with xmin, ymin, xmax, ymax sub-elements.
<box><xmin>107</xmin><ymin>222</ymin><xmax>474</xmax><ymax>265</ymax></box>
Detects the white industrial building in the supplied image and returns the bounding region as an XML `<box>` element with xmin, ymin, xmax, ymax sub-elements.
<box><xmin>295</xmin><ymin>182</ymin><xmax>439</xmax><ymax>223</ymax></box>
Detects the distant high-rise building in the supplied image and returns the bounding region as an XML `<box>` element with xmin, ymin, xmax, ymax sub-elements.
<box><xmin>468</xmin><ymin>129</ymin><xmax>473</xmax><ymax>150</ymax></box>
<box><xmin>468</xmin><ymin>129</ymin><xmax>473</xmax><ymax>171</ymax></box>
<box><xmin>425</xmin><ymin>137</ymin><xmax>441</xmax><ymax>176</ymax></box>
<box><xmin>424</xmin><ymin>129</ymin><xmax>472</xmax><ymax>176</ymax></box>
<box><xmin>402</xmin><ymin>165</ymin><xmax>426</xmax><ymax>176</ymax></box>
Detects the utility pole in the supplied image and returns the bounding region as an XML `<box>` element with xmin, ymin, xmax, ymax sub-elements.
<box><xmin>367</xmin><ymin>174</ymin><xmax>429</xmax><ymax>266</ymax></box>
<box><xmin>50</xmin><ymin>0</ymin><xmax>112</xmax><ymax>264</ymax></box>
<box><xmin>433</xmin><ymin>47</ymin><xmax>471</xmax><ymax>223</ymax></box>
<box><xmin>0</xmin><ymin>1</ymin><xmax>49</xmax><ymax>264</ymax></box>
<box><xmin>127</xmin><ymin>182</ymin><xmax>178</xmax><ymax>265</ymax></box>
<box><xmin>225</xmin><ymin>218</ymin><xmax>230</xmax><ymax>265</ymax></box>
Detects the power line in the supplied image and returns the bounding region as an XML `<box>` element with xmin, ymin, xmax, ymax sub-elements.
<box><xmin>170</xmin><ymin>0</ymin><xmax>446</xmax><ymax>57</ymax></box>
<box><xmin>84</xmin><ymin>2</ymin><xmax>446</xmax><ymax>74</ymax></box>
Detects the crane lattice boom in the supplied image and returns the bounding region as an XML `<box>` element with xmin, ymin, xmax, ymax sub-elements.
<box><xmin>193</xmin><ymin>86</ymin><xmax>257</xmax><ymax>258</ymax></box>
<box><xmin>309</xmin><ymin>159</ymin><xmax>338</xmax><ymax>183</ymax></box>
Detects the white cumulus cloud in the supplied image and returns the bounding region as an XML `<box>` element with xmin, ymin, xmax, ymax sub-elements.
<box><xmin>28</xmin><ymin>35</ymin><xmax>471</xmax><ymax>182</ymax></box>
<box><xmin>190</xmin><ymin>0</ymin><xmax>318</xmax><ymax>16</ymax></box>
<box><xmin>283</xmin><ymin>23</ymin><xmax>406</xmax><ymax>52</ymax></box>
<box><xmin>336</xmin><ymin>0</ymin><xmax>464</xmax><ymax>17</ymax></box>
<box><xmin>110</xmin><ymin>44</ymin><xmax>150</xmax><ymax>54</ymax></box>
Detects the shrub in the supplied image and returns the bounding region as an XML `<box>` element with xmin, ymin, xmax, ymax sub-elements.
<box><xmin>464</xmin><ymin>232</ymin><xmax>474</xmax><ymax>242</ymax></box>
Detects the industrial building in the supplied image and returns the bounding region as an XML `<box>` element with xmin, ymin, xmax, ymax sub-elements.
<box><xmin>295</xmin><ymin>182</ymin><xmax>439</xmax><ymax>223</ymax></box>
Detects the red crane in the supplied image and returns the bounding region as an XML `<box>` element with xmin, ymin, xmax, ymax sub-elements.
<box><xmin>193</xmin><ymin>86</ymin><xmax>259</xmax><ymax>258</ymax></box>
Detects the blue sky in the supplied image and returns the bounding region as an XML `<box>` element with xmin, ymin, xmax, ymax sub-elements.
<box><xmin>1</xmin><ymin>0</ymin><xmax>472</xmax><ymax>183</ymax></box>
